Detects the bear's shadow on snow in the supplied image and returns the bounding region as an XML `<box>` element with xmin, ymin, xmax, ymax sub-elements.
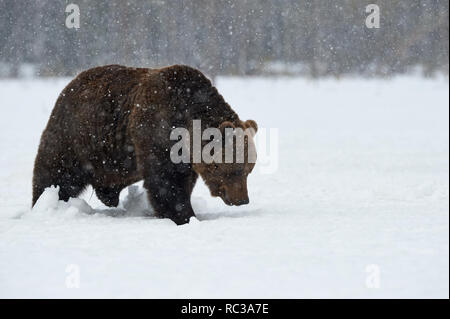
<box><xmin>92</xmin><ymin>208</ymin><xmax>262</xmax><ymax>222</ymax></box>
<box><xmin>195</xmin><ymin>209</ymin><xmax>263</xmax><ymax>221</ymax></box>
<box><xmin>96</xmin><ymin>187</ymin><xmax>262</xmax><ymax>221</ymax></box>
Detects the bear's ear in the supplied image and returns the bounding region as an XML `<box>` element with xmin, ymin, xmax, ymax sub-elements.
<box><xmin>219</xmin><ymin>121</ymin><xmax>235</xmax><ymax>132</ymax></box>
<box><xmin>244</xmin><ymin>119</ymin><xmax>258</xmax><ymax>135</ymax></box>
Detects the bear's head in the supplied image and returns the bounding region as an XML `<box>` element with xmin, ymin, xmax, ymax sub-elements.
<box><xmin>193</xmin><ymin>119</ymin><xmax>258</xmax><ymax>206</ymax></box>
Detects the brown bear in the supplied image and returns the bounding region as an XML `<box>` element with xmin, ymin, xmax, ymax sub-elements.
<box><xmin>32</xmin><ymin>64</ymin><xmax>258</xmax><ymax>225</ymax></box>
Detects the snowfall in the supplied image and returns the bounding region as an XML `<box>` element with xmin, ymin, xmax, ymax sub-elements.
<box><xmin>0</xmin><ymin>75</ymin><xmax>448</xmax><ymax>298</ymax></box>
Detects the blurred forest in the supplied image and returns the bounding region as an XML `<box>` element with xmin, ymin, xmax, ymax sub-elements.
<box><xmin>0</xmin><ymin>0</ymin><xmax>448</xmax><ymax>78</ymax></box>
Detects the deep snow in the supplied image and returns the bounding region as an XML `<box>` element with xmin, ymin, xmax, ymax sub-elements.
<box><xmin>0</xmin><ymin>76</ymin><xmax>448</xmax><ymax>298</ymax></box>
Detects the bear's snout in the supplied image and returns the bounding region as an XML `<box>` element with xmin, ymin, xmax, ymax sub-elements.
<box><xmin>221</xmin><ymin>182</ymin><xmax>249</xmax><ymax>206</ymax></box>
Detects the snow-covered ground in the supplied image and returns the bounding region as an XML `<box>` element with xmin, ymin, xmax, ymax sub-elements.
<box><xmin>0</xmin><ymin>75</ymin><xmax>448</xmax><ymax>298</ymax></box>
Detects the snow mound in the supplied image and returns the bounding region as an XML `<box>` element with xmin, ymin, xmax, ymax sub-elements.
<box><xmin>28</xmin><ymin>186</ymin><xmax>93</xmax><ymax>219</ymax></box>
<box><xmin>27</xmin><ymin>185</ymin><xmax>155</xmax><ymax>219</ymax></box>
<box><xmin>121</xmin><ymin>185</ymin><xmax>153</xmax><ymax>216</ymax></box>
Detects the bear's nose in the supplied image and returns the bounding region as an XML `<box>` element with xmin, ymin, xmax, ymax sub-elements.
<box><xmin>235</xmin><ymin>198</ymin><xmax>249</xmax><ymax>206</ymax></box>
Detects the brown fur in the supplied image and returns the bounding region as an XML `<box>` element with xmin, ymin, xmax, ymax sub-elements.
<box><xmin>32</xmin><ymin>64</ymin><xmax>257</xmax><ymax>225</ymax></box>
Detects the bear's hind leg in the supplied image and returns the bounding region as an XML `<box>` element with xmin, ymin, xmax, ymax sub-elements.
<box><xmin>57</xmin><ymin>175</ymin><xmax>88</xmax><ymax>202</ymax></box>
<box><xmin>32</xmin><ymin>164</ymin><xmax>88</xmax><ymax>206</ymax></box>
<box><xmin>32</xmin><ymin>143</ymin><xmax>88</xmax><ymax>206</ymax></box>
<box><xmin>94</xmin><ymin>185</ymin><xmax>124</xmax><ymax>207</ymax></box>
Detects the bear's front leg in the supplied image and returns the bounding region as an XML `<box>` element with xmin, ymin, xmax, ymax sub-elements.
<box><xmin>143</xmin><ymin>158</ymin><xmax>196</xmax><ymax>225</ymax></box>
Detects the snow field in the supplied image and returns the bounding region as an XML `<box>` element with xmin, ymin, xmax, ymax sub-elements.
<box><xmin>0</xmin><ymin>75</ymin><xmax>448</xmax><ymax>298</ymax></box>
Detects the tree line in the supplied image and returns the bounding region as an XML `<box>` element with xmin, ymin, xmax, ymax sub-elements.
<box><xmin>0</xmin><ymin>0</ymin><xmax>448</xmax><ymax>78</ymax></box>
